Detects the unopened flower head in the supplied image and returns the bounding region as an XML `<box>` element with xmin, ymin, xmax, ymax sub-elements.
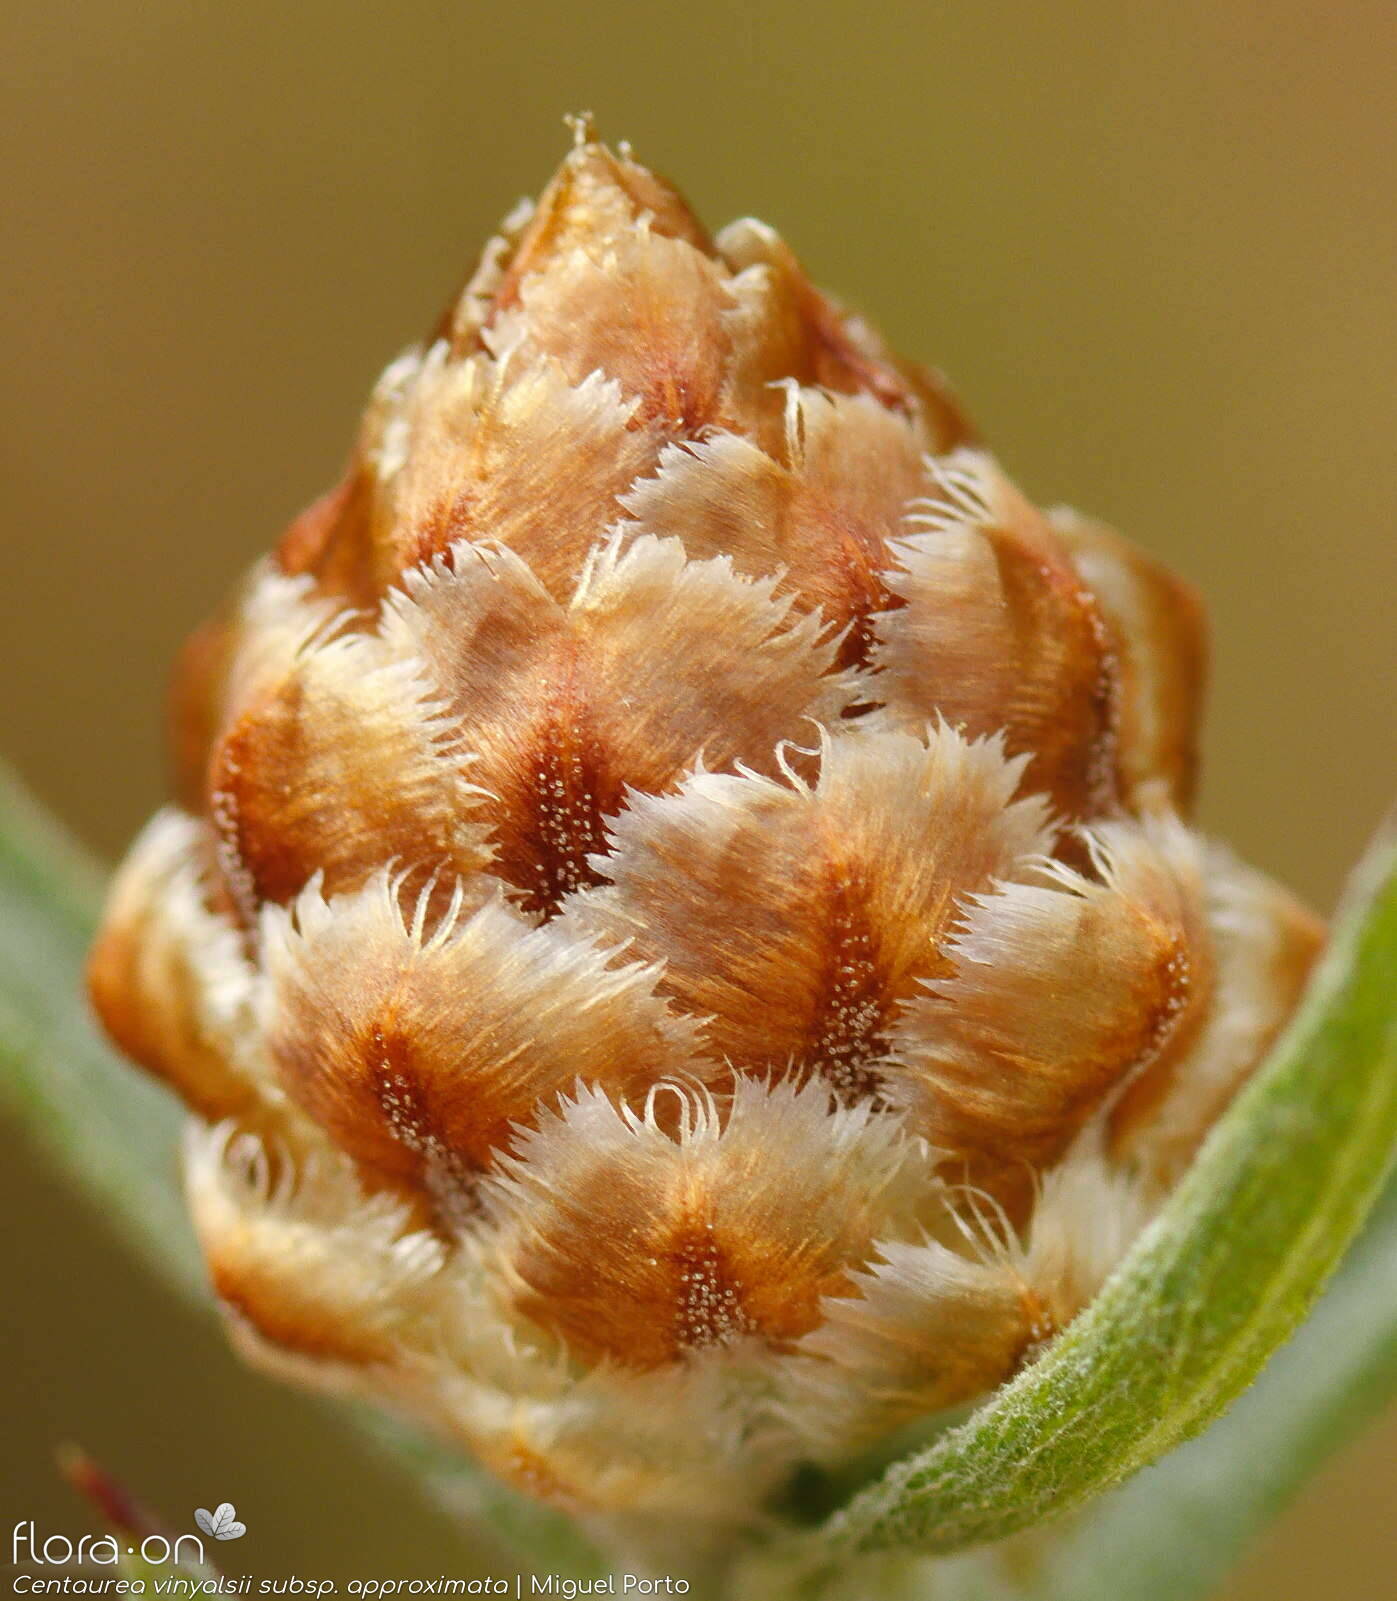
<box><xmin>89</xmin><ymin>128</ymin><xmax>1322</xmax><ymax>1544</ymax></box>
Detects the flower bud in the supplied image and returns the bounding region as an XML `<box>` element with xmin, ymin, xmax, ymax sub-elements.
<box><xmin>89</xmin><ymin>131</ymin><xmax>1322</xmax><ymax>1545</ymax></box>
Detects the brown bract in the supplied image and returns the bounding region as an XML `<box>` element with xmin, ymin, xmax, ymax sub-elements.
<box><xmin>260</xmin><ymin>874</ymin><xmax>701</xmax><ymax>1221</ymax></box>
<box><xmin>873</xmin><ymin>454</ymin><xmax>1122</xmax><ymax>818</ymax></box>
<box><xmin>490</xmin><ymin>1081</ymin><xmax>923</xmax><ymax>1371</ymax></box>
<box><xmin>885</xmin><ymin>814</ymin><xmax>1213</xmax><ymax>1218</ymax></box>
<box><xmin>90</xmin><ymin>132</ymin><xmax>1322</xmax><ymax>1527</ymax></box>
<box><xmin>572</xmin><ymin>725</ymin><xmax>1053</xmax><ymax>1099</ymax></box>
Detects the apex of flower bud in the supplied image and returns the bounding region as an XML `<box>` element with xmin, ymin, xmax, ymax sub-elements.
<box><xmin>90</xmin><ymin>132</ymin><xmax>1322</xmax><ymax>1542</ymax></box>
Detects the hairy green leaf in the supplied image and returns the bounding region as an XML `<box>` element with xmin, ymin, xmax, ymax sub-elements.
<box><xmin>1025</xmin><ymin>1163</ymin><xmax>1397</xmax><ymax>1601</ymax></box>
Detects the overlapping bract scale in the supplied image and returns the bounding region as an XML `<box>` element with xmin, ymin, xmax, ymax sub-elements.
<box><xmin>883</xmin><ymin>813</ymin><xmax>1212</xmax><ymax>1214</ymax></box>
<box><xmin>378</xmin><ymin>531</ymin><xmax>855</xmax><ymax>914</ymax></box>
<box><xmin>89</xmin><ymin>133</ymin><xmax>1322</xmax><ymax>1535</ymax></box>
<box><xmin>571</xmin><ymin>724</ymin><xmax>1053</xmax><ymax>1098</ymax></box>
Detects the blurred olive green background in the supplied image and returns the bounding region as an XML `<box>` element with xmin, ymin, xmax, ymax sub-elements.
<box><xmin>2</xmin><ymin>1</ymin><xmax>1394</xmax><ymax>1593</ymax></box>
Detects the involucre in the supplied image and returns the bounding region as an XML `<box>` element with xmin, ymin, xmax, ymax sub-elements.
<box><xmin>88</xmin><ymin>130</ymin><xmax>1321</xmax><ymax>1552</ymax></box>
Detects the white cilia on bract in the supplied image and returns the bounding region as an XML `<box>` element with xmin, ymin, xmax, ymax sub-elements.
<box><xmin>89</xmin><ymin>125</ymin><xmax>1323</xmax><ymax>1554</ymax></box>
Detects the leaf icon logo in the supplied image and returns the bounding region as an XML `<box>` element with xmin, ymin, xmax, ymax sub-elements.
<box><xmin>194</xmin><ymin>1503</ymin><xmax>247</xmax><ymax>1541</ymax></box>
